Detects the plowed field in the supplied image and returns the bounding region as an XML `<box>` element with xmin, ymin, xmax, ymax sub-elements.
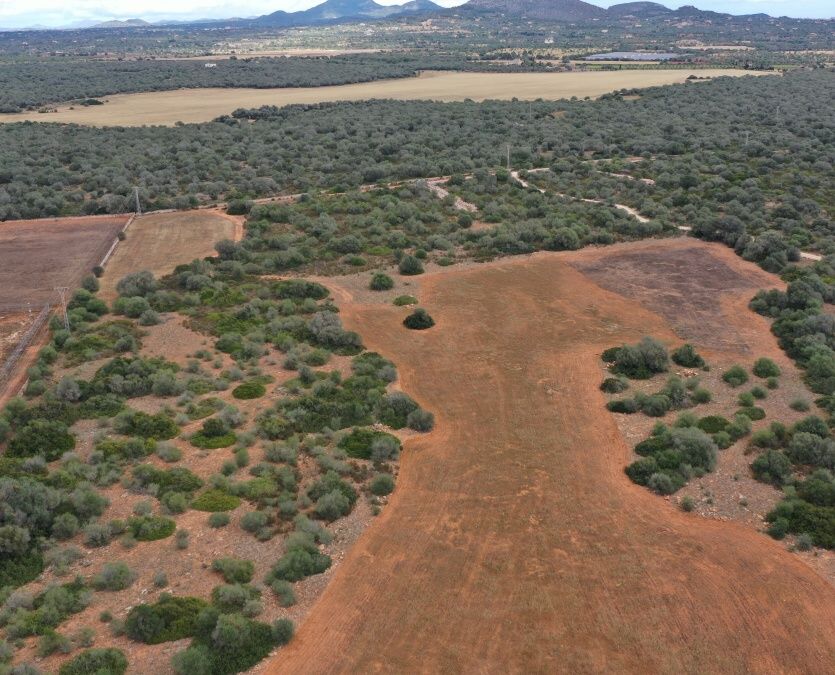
<box><xmin>270</xmin><ymin>239</ymin><xmax>835</xmax><ymax>674</ymax></box>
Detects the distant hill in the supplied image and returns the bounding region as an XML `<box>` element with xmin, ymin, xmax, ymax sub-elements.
<box><xmin>606</xmin><ymin>2</ymin><xmax>673</xmax><ymax>18</ymax></box>
<box><xmin>459</xmin><ymin>0</ymin><xmax>605</xmax><ymax>21</ymax></box>
<box><xmin>93</xmin><ymin>19</ymin><xmax>151</xmax><ymax>28</ymax></box>
<box><xmin>254</xmin><ymin>0</ymin><xmax>441</xmax><ymax>26</ymax></box>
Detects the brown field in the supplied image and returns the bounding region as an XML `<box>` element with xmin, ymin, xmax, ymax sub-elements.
<box><xmin>0</xmin><ymin>70</ymin><xmax>771</xmax><ymax>127</ymax></box>
<box><xmin>0</xmin><ymin>214</ymin><xmax>128</xmax><ymax>308</ymax></box>
<box><xmin>99</xmin><ymin>209</ymin><xmax>242</xmax><ymax>302</ymax></box>
<box><xmin>270</xmin><ymin>238</ymin><xmax>835</xmax><ymax>674</ymax></box>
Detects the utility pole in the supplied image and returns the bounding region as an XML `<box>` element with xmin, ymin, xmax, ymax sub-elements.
<box><xmin>134</xmin><ymin>186</ymin><xmax>142</xmax><ymax>215</ymax></box>
<box><xmin>54</xmin><ymin>287</ymin><xmax>70</xmax><ymax>331</ymax></box>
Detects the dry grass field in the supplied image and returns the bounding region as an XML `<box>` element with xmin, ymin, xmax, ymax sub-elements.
<box><xmin>270</xmin><ymin>239</ymin><xmax>835</xmax><ymax>674</ymax></box>
<box><xmin>0</xmin><ymin>69</ymin><xmax>771</xmax><ymax>127</ymax></box>
<box><xmin>99</xmin><ymin>209</ymin><xmax>242</xmax><ymax>302</ymax></box>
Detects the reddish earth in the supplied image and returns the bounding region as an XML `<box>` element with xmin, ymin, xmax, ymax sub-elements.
<box><xmin>270</xmin><ymin>239</ymin><xmax>835</xmax><ymax>674</ymax></box>
<box><xmin>0</xmin><ymin>214</ymin><xmax>128</xmax><ymax>308</ymax></box>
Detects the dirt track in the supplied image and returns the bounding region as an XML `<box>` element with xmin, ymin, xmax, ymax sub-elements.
<box><xmin>270</xmin><ymin>239</ymin><xmax>835</xmax><ymax>673</ymax></box>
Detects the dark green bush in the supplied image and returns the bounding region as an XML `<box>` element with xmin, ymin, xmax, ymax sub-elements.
<box><xmin>696</xmin><ymin>416</ymin><xmax>730</xmax><ymax>434</ymax></box>
<box><xmin>265</xmin><ymin>533</ymin><xmax>331</xmax><ymax>583</ymax></box>
<box><xmin>606</xmin><ymin>398</ymin><xmax>638</xmax><ymax>414</ymax></box>
<box><xmin>338</xmin><ymin>428</ymin><xmax>401</xmax><ymax>460</ymax></box>
<box><xmin>609</xmin><ymin>337</ymin><xmax>668</xmax><ymax>379</ymax></box>
<box><xmin>212</xmin><ymin>558</ymin><xmax>254</xmax><ymax>584</ymax></box>
<box><xmin>126</xmin><ymin>595</ymin><xmax>209</xmax><ymax>644</ymax></box>
<box><xmin>393</xmin><ymin>295</ymin><xmax>417</xmax><ymax>306</ymax></box>
<box><xmin>737</xmin><ymin>406</ymin><xmax>766</xmax><ymax>421</ymax></box>
<box><xmin>722</xmin><ymin>365</ymin><xmax>749</xmax><ymax>387</ymax></box>
<box><xmin>403</xmin><ymin>308</ymin><xmax>434</xmax><ymax>330</ymax></box>
<box><xmin>600</xmin><ymin>377</ymin><xmax>628</xmax><ymax>394</ymax></box>
<box><xmin>752</xmin><ymin>449</ymin><xmax>793</xmax><ymax>486</ymax></box>
<box><xmin>59</xmin><ymin>648</ymin><xmax>127</xmax><ymax>675</ymax></box>
<box><xmin>369</xmin><ymin>273</ymin><xmax>394</xmax><ymax>291</ymax></box>
<box><xmin>398</xmin><ymin>255</ymin><xmax>424</xmax><ymax>276</ymax></box>
<box><xmin>671</xmin><ymin>344</ymin><xmax>705</xmax><ymax>368</ymax></box>
<box><xmin>127</xmin><ymin>515</ymin><xmax>176</xmax><ymax>541</ymax></box>
<box><xmin>752</xmin><ymin>358</ymin><xmax>781</xmax><ymax>378</ymax></box>
<box><xmin>7</xmin><ymin>420</ymin><xmax>75</xmax><ymax>460</ymax></box>
<box><xmin>369</xmin><ymin>473</ymin><xmax>395</xmax><ymax>496</ymax></box>
<box><xmin>232</xmin><ymin>381</ymin><xmax>266</xmax><ymax>400</ymax></box>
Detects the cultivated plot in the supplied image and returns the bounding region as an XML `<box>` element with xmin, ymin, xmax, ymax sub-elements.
<box><xmin>0</xmin><ymin>69</ymin><xmax>770</xmax><ymax>126</ymax></box>
<box><xmin>271</xmin><ymin>240</ymin><xmax>835</xmax><ymax>674</ymax></box>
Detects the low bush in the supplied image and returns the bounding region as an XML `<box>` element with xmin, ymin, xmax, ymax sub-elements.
<box><xmin>59</xmin><ymin>648</ymin><xmax>127</xmax><ymax>675</ymax></box>
<box><xmin>269</xmin><ymin>580</ymin><xmax>296</xmax><ymax>607</ymax></box>
<box><xmin>92</xmin><ymin>562</ymin><xmax>136</xmax><ymax>591</ymax></box>
<box><xmin>696</xmin><ymin>416</ymin><xmax>730</xmax><ymax>434</ymax></box>
<box><xmin>398</xmin><ymin>255</ymin><xmax>424</xmax><ymax>276</ymax></box>
<box><xmin>369</xmin><ymin>273</ymin><xmax>394</xmax><ymax>291</ymax></box>
<box><xmin>192</xmin><ymin>489</ymin><xmax>241</xmax><ymax>512</ymax></box>
<box><xmin>127</xmin><ymin>515</ymin><xmax>176</xmax><ymax>541</ymax></box>
<box><xmin>265</xmin><ymin>533</ymin><xmax>331</xmax><ymax>583</ymax></box>
<box><xmin>752</xmin><ymin>358</ymin><xmax>781</xmax><ymax>378</ymax></box>
<box><xmin>671</xmin><ymin>344</ymin><xmax>705</xmax><ymax>368</ymax></box>
<box><xmin>369</xmin><ymin>473</ymin><xmax>395</xmax><ymax>496</ymax></box>
<box><xmin>600</xmin><ymin>377</ymin><xmax>628</xmax><ymax>394</ymax></box>
<box><xmin>208</xmin><ymin>513</ymin><xmax>230</xmax><ymax>528</ymax></box>
<box><xmin>403</xmin><ymin>308</ymin><xmax>434</xmax><ymax>330</ymax></box>
<box><xmin>338</xmin><ymin>428</ymin><xmax>401</xmax><ymax>460</ymax></box>
<box><xmin>722</xmin><ymin>365</ymin><xmax>749</xmax><ymax>387</ymax></box>
<box><xmin>125</xmin><ymin>595</ymin><xmax>209</xmax><ymax>644</ymax></box>
<box><xmin>609</xmin><ymin>337</ymin><xmax>668</xmax><ymax>380</ymax></box>
<box><xmin>232</xmin><ymin>381</ymin><xmax>266</xmax><ymax>400</ymax></box>
<box><xmin>606</xmin><ymin>398</ymin><xmax>639</xmax><ymax>414</ymax></box>
<box><xmin>393</xmin><ymin>295</ymin><xmax>418</xmax><ymax>306</ymax></box>
<box><xmin>212</xmin><ymin>558</ymin><xmax>254</xmax><ymax>584</ymax></box>
<box><xmin>737</xmin><ymin>406</ymin><xmax>766</xmax><ymax>421</ymax></box>
<box><xmin>272</xmin><ymin>619</ymin><xmax>294</xmax><ymax>646</ymax></box>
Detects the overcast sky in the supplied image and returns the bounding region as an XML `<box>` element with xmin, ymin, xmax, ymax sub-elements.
<box><xmin>0</xmin><ymin>0</ymin><xmax>831</xmax><ymax>29</ymax></box>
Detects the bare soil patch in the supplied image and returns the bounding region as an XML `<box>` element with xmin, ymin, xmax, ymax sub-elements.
<box><xmin>0</xmin><ymin>70</ymin><xmax>770</xmax><ymax>127</ymax></box>
<box><xmin>270</xmin><ymin>241</ymin><xmax>835</xmax><ymax>674</ymax></box>
<box><xmin>0</xmin><ymin>214</ymin><xmax>128</xmax><ymax>308</ymax></box>
<box><xmin>99</xmin><ymin>209</ymin><xmax>241</xmax><ymax>302</ymax></box>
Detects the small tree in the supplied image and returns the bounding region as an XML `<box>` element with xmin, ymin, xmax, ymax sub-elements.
<box><xmin>403</xmin><ymin>309</ymin><xmax>435</xmax><ymax>330</ymax></box>
<box><xmin>369</xmin><ymin>273</ymin><xmax>394</xmax><ymax>291</ymax></box>
<box><xmin>398</xmin><ymin>255</ymin><xmax>424</xmax><ymax>276</ymax></box>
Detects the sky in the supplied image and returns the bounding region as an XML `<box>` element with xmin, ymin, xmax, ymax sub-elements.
<box><xmin>0</xmin><ymin>0</ymin><xmax>830</xmax><ymax>29</ymax></box>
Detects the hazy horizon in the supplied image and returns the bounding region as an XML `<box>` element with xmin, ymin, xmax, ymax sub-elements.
<box><xmin>0</xmin><ymin>0</ymin><xmax>831</xmax><ymax>29</ymax></box>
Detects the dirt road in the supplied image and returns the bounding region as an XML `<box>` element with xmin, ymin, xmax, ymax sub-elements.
<box><xmin>270</xmin><ymin>242</ymin><xmax>835</xmax><ymax>673</ymax></box>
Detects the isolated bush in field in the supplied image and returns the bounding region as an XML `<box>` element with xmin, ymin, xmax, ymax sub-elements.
<box><xmin>398</xmin><ymin>255</ymin><xmax>424</xmax><ymax>276</ymax></box>
<box><xmin>737</xmin><ymin>391</ymin><xmax>755</xmax><ymax>407</ymax></box>
<box><xmin>403</xmin><ymin>308</ymin><xmax>434</xmax><ymax>330</ymax></box>
<box><xmin>680</xmin><ymin>496</ymin><xmax>696</xmax><ymax>512</ymax></box>
<box><xmin>407</xmin><ymin>408</ymin><xmax>435</xmax><ymax>431</ymax></box>
<box><xmin>369</xmin><ymin>273</ymin><xmax>394</xmax><ymax>291</ymax></box>
<box><xmin>790</xmin><ymin>398</ymin><xmax>810</xmax><ymax>412</ymax></box>
<box><xmin>722</xmin><ymin>365</ymin><xmax>749</xmax><ymax>387</ymax></box>
<box><xmin>208</xmin><ymin>513</ymin><xmax>230</xmax><ymax>528</ymax></box>
<box><xmin>93</xmin><ymin>562</ymin><xmax>136</xmax><ymax>591</ymax></box>
<box><xmin>393</xmin><ymin>295</ymin><xmax>418</xmax><ymax>306</ymax></box>
<box><xmin>752</xmin><ymin>358</ymin><xmax>781</xmax><ymax>378</ymax></box>
<box><xmin>671</xmin><ymin>344</ymin><xmax>705</xmax><ymax>369</ymax></box>
<box><xmin>600</xmin><ymin>377</ymin><xmax>628</xmax><ymax>394</ymax></box>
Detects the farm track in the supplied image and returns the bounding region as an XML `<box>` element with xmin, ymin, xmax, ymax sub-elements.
<box><xmin>270</xmin><ymin>241</ymin><xmax>835</xmax><ymax>674</ymax></box>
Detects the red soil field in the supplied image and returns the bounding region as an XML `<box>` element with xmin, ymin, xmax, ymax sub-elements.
<box><xmin>0</xmin><ymin>214</ymin><xmax>128</xmax><ymax>309</ymax></box>
<box><xmin>270</xmin><ymin>239</ymin><xmax>835</xmax><ymax>674</ymax></box>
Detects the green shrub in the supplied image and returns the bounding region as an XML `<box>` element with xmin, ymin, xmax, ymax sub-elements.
<box><xmin>369</xmin><ymin>474</ymin><xmax>395</xmax><ymax>496</ymax></box>
<box><xmin>208</xmin><ymin>513</ymin><xmax>230</xmax><ymax>528</ymax></box>
<box><xmin>127</xmin><ymin>515</ymin><xmax>176</xmax><ymax>541</ymax></box>
<box><xmin>753</xmin><ymin>358</ymin><xmax>781</xmax><ymax>378</ymax></box>
<box><xmin>648</xmin><ymin>472</ymin><xmax>677</xmax><ymax>495</ymax></box>
<box><xmin>126</xmin><ymin>595</ymin><xmax>210</xmax><ymax>644</ymax></box>
<box><xmin>114</xmin><ymin>410</ymin><xmax>179</xmax><ymax>440</ymax></box>
<box><xmin>232</xmin><ymin>381</ymin><xmax>266</xmax><ymax>400</ymax></box>
<box><xmin>272</xmin><ymin>619</ymin><xmax>294</xmax><ymax>646</ymax></box>
<box><xmin>609</xmin><ymin>337</ymin><xmax>668</xmax><ymax>379</ymax></box>
<box><xmin>752</xmin><ymin>449</ymin><xmax>793</xmax><ymax>486</ymax></box>
<box><xmin>671</xmin><ymin>344</ymin><xmax>705</xmax><ymax>368</ymax></box>
<box><xmin>269</xmin><ymin>580</ymin><xmax>296</xmax><ymax>607</ymax></box>
<box><xmin>7</xmin><ymin>420</ymin><xmax>75</xmax><ymax>461</ymax></box>
<box><xmin>606</xmin><ymin>398</ymin><xmax>638</xmax><ymax>414</ymax></box>
<box><xmin>210</xmin><ymin>583</ymin><xmax>260</xmax><ymax>613</ymax></box>
<box><xmin>266</xmin><ymin>533</ymin><xmax>331</xmax><ymax>583</ymax></box>
<box><xmin>680</xmin><ymin>496</ymin><xmax>696</xmax><ymax>512</ymax></box>
<box><xmin>338</xmin><ymin>428</ymin><xmax>401</xmax><ymax>460</ymax></box>
<box><xmin>696</xmin><ymin>416</ymin><xmax>730</xmax><ymax>434</ymax></box>
<box><xmin>403</xmin><ymin>308</ymin><xmax>434</xmax><ymax>330</ymax></box>
<box><xmin>212</xmin><ymin>558</ymin><xmax>254</xmax><ymax>584</ymax></box>
<box><xmin>751</xmin><ymin>385</ymin><xmax>767</xmax><ymax>400</ymax></box>
<box><xmin>638</xmin><ymin>394</ymin><xmax>670</xmax><ymax>417</ymax></box>
<box><xmin>790</xmin><ymin>398</ymin><xmax>811</xmax><ymax>412</ymax></box>
<box><xmin>722</xmin><ymin>365</ymin><xmax>749</xmax><ymax>387</ymax></box>
<box><xmin>690</xmin><ymin>388</ymin><xmax>711</xmax><ymax>404</ymax></box>
<box><xmin>398</xmin><ymin>255</ymin><xmax>424</xmax><ymax>276</ymax></box>
<box><xmin>737</xmin><ymin>406</ymin><xmax>766</xmax><ymax>421</ymax></box>
<box><xmin>369</xmin><ymin>273</ymin><xmax>394</xmax><ymax>291</ymax></box>
<box><xmin>92</xmin><ymin>562</ymin><xmax>136</xmax><ymax>591</ymax></box>
<box><xmin>737</xmin><ymin>391</ymin><xmax>755</xmax><ymax>407</ymax></box>
<box><xmin>393</xmin><ymin>295</ymin><xmax>417</xmax><ymax>306</ymax></box>
<box><xmin>58</xmin><ymin>648</ymin><xmax>127</xmax><ymax>675</ymax></box>
<box><xmin>600</xmin><ymin>377</ymin><xmax>628</xmax><ymax>393</ymax></box>
<box><xmin>192</xmin><ymin>489</ymin><xmax>241</xmax><ymax>512</ymax></box>
<box><xmin>407</xmin><ymin>408</ymin><xmax>434</xmax><ymax>431</ymax></box>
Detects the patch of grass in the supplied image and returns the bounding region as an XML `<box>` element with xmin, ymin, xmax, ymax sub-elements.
<box><xmin>127</xmin><ymin>515</ymin><xmax>176</xmax><ymax>541</ymax></box>
<box><xmin>192</xmin><ymin>489</ymin><xmax>241</xmax><ymax>512</ymax></box>
<box><xmin>232</xmin><ymin>380</ymin><xmax>266</xmax><ymax>400</ymax></box>
<box><xmin>393</xmin><ymin>295</ymin><xmax>417</xmax><ymax>306</ymax></box>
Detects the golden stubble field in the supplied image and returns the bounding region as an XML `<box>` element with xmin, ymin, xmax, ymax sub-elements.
<box><xmin>0</xmin><ymin>69</ymin><xmax>772</xmax><ymax>127</ymax></box>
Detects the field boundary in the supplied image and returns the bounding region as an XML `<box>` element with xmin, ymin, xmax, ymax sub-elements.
<box><xmin>98</xmin><ymin>213</ymin><xmax>136</xmax><ymax>270</ymax></box>
<box><xmin>0</xmin><ymin>304</ymin><xmax>50</xmax><ymax>390</ymax></box>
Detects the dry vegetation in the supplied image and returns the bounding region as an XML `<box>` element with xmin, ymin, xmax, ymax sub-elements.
<box><xmin>0</xmin><ymin>70</ymin><xmax>768</xmax><ymax>126</ymax></box>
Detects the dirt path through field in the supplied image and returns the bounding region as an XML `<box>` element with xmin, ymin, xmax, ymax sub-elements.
<box><xmin>270</xmin><ymin>244</ymin><xmax>835</xmax><ymax>673</ymax></box>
